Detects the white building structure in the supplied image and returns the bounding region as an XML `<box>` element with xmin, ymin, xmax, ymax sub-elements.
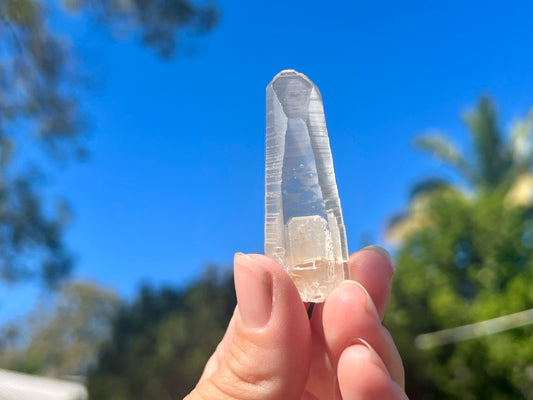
<box><xmin>0</xmin><ymin>369</ymin><xmax>87</xmax><ymax>400</ymax></box>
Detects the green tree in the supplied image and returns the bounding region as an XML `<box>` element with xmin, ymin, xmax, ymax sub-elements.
<box><xmin>0</xmin><ymin>280</ymin><xmax>119</xmax><ymax>376</ymax></box>
<box><xmin>63</xmin><ymin>0</ymin><xmax>219</xmax><ymax>58</ymax></box>
<box><xmin>385</xmin><ymin>98</ymin><xmax>533</xmax><ymax>399</ymax></box>
<box><xmin>0</xmin><ymin>0</ymin><xmax>219</xmax><ymax>287</ymax></box>
<box><xmin>87</xmin><ymin>267</ymin><xmax>236</xmax><ymax>400</ymax></box>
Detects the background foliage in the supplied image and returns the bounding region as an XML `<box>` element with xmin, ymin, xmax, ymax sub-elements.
<box><xmin>385</xmin><ymin>99</ymin><xmax>533</xmax><ymax>399</ymax></box>
<box><xmin>2</xmin><ymin>2</ymin><xmax>533</xmax><ymax>400</ymax></box>
<box><xmin>87</xmin><ymin>268</ymin><xmax>236</xmax><ymax>400</ymax></box>
<box><xmin>0</xmin><ymin>280</ymin><xmax>119</xmax><ymax>376</ymax></box>
<box><xmin>0</xmin><ymin>0</ymin><xmax>223</xmax><ymax>393</ymax></box>
<box><xmin>0</xmin><ymin>0</ymin><xmax>219</xmax><ymax>288</ymax></box>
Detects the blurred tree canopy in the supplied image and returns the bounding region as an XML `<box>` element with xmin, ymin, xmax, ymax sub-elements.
<box><xmin>385</xmin><ymin>98</ymin><xmax>533</xmax><ymax>399</ymax></box>
<box><xmin>87</xmin><ymin>267</ymin><xmax>235</xmax><ymax>400</ymax></box>
<box><xmin>0</xmin><ymin>0</ymin><xmax>219</xmax><ymax>287</ymax></box>
<box><xmin>0</xmin><ymin>280</ymin><xmax>119</xmax><ymax>376</ymax></box>
<box><xmin>63</xmin><ymin>0</ymin><xmax>219</xmax><ymax>58</ymax></box>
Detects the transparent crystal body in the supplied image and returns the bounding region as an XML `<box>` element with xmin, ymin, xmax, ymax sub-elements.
<box><xmin>265</xmin><ymin>69</ymin><xmax>349</xmax><ymax>302</ymax></box>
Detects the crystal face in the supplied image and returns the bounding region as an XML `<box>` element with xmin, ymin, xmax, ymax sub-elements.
<box><xmin>265</xmin><ymin>69</ymin><xmax>349</xmax><ymax>302</ymax></box>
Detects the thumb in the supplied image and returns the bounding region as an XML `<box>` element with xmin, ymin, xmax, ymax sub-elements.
<box><xmin>186</xmin><ymin>253</ymin><xmax>312</xmax><ymax>400</ymax></box>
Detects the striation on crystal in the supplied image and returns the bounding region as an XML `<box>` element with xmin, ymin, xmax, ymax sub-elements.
<box><xmin>265</xmin><ymin>69</ymin><xmax>349</xmax><ymax>302</ymax></box>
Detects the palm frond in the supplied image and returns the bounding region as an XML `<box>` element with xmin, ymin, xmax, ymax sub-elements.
<box><xmin>462</xmin><ymin>97</ymin><xmax>512</xmax><ymax>189</ymax></box>
<box><xmin>413</xmin><ymin>133</ymin><xmax>472</xmax><ymax>181</ymax></box>
<box><xmin>409</xmin><ymin>177</ymin><xmax>451</xmax><ymax>201</ymax></box>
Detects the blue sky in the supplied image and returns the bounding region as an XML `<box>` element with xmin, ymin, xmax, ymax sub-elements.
<box><xmin>3</xmin><ymin>0</ymin><xmax>533</xmax><ymax>319</ymax></box>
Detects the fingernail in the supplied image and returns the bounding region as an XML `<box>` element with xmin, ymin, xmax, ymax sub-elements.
<box><xmin>234</xmin><ymin>252</ymin><xmax>273</xmax><ymax>328</ymax></box>
<box><xmin>351</xmin><ymin>338</ymin><xmax>382</xmax><ymax>366</ymax></box>
<box><xmin>341</xmin><ymin>280</ymin><xmax>378</xmax><ymax>316</ymax></box>
<box><xmin>362</xmin><ymin>245</ymin><xmax>395</xmax><ymax>271</ymax></box>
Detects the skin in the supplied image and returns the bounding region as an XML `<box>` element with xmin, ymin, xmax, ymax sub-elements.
<box><xmin>185</xmin><ymin>248</ymin><xmax>408</xmax><ymax>400</ymax></box>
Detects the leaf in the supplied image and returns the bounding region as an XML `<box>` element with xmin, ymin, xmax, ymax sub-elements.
<box><xmin>462</xmin><ymin>97</ymin><xmax>512</xmax><ymax>189</ymax></box>
<box><xmin>413</xmin><ymin>133</ymin><xmax>472</xmax><ymax>182</ymax></box>
<box><xmin>0</xmin><ymin>136</ymin><xmax>15</xmax><ymax>168</ymax></box>
<box><xmin>408</xmin><ymin>177</ymin><xmax>452</xmax><ymax>201</ymax></box>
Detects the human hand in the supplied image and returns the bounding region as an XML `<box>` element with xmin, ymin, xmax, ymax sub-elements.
<box><xmin>185</xmin><ymin>247</ymin><xmax>407</xmax><ymax>400</ymax></box>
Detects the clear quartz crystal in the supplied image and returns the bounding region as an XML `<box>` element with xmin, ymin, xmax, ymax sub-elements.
<box><xmin>265</xmin><ymin>69</ymin><xmax>349</xmax><ymax>302</ymax></box>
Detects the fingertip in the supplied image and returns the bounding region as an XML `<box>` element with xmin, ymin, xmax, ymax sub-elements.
<box><xmin>338</xmin><ymin>342</ymin><xmax>386</xmax><ymax>395</ymax></box>
<box><xmin>359</xmin><ymin>245</ymin><xmax>395</xmax><ymax>271</ymax></box>
<box><xmin>331</xmin><ymin>280</ymin><xmax>379</xmax><ymax>319</ymax></box>
<box><xmin>349</xmin><ymin>246</ymin><xmax>395</xmax><ymax>320</ymax></box>
<box><xmin>323</xmin><ymin>280</ymin><xmax>405</xmax><ymax>389</ymax></box>
<box><xmin>349</xmin><ymin>246</ymin><xmax>395</xmax><ymax>278</ymax></box>
<box><xmin>246</xmin><ymin>253</ymin><xmax>304</xmax><ymax>307</ymax></box>
<box><xmin>338</xmin><ymin>342</ymin><xmax>407</xmax><ymax>400</ymax></box>
<box><xmin>235</xmin><ymin>253</ymin><xmax>306</xmax><ymax>321</ymax></box>
<box><xmin>213</xmin><ymin>253</ymin><xmax>312</xmax><ymax>399</ymax></box>
<box><xmin>247</xmin><ymin>253</ymin><xmax>285</xmax><ymax>273</ymax></box>
<box><xmin>322</xmin><ymin>280</ymin><xmax>379</xmax><ymax>368</ymax></box>
<box><xmin>234</xmin><ymin>253</ymin><xmax>273</xmax><ymax>329</ymax></box>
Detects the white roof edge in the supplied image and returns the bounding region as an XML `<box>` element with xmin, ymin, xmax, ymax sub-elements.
<box><xmin>0</xmin><ymin>369</ymin><xmax>88</xmax><ymax>400</ymax></box>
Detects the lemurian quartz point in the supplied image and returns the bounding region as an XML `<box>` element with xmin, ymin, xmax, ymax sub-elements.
<box><xmin>265</xmin><ymin>69</ymin><xmax>350</xmax><ymax>302</ymax></box>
